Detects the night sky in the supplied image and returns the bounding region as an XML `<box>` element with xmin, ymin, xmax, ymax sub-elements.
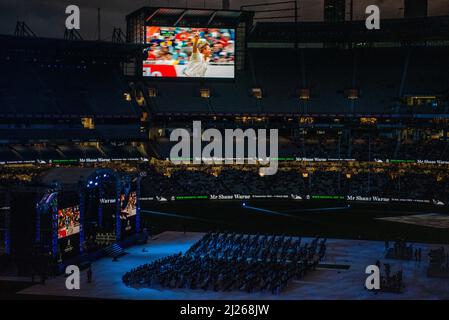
<box><xmin>1</xmin><ymin>0</ymin><xmax>448</xmax><ymax>40</ymax></box>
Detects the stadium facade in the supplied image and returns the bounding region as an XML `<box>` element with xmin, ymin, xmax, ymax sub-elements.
<box><xmin>1</xmin><ymin>5</ymin><xmax>449</xmax><ymax>297</ymax></box>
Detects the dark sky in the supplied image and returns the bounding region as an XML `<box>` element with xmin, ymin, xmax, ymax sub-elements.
<box><xmin>1</xmin><ymin>0</ymin><xmax>448</xmax><ymax>40</ymax></box>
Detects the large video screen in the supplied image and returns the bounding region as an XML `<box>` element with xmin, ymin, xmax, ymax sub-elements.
<box><xmin>143</xmin><ymin>27</ymin><xmax>235</xmax><ymax>78</ymax></box>
<box><xmin>121</xmin><ymin>191</ymin><xmax>137</xmax><ymax>218</ymax></box>
<box><xmin>58</xmin><ymin>206</ymin><xmax>80</xmax><ymax>239</ymax></box>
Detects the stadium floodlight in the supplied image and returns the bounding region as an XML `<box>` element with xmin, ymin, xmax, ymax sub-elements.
<box><xmin>298</xmin><ymin>88</ymin><xmax>310</xmax><ymax>100</ymax></box>
<box><xmin>360</xmin><ymin>117</ymin><xmax>377</xmax><ymax>125</ymax></box>
<box><xmin>124</xmin><ymin>92</ymin><xmax>132</xmax><ymax>101</ymax></box>
<box><xmin>200</xmin><ymin>88</ymin><xmax>211</xmax><ymax>99</ymax></box>
<box><xmin>251</xmin><ymin>88</ymin><xmax>263</xmax><ymax>99</ymax></box>
<box><xmin>346</xmin><ymin>88</ymin><xmax>359</xmax><ymax>100</ymax></box>
<box><xmin>148</xmin><ymin>88</ymin><xmax>157</xmax><ymax>97</ymax></box>
<box><xmin>136</xmin><ymin>94</ymin><xmax>146</xmax><ymax>106</ymax></box>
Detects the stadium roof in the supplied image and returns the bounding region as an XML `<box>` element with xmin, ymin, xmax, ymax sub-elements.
<box><xmin>249</xmin><ymin>16</ymin><xmax>449</xmax><ymax>44</ymax></box>
<box><xmin>0</xmin><ymin>34</ymin><xmax>143</xmax><ymax>57</ymax></box>
<box><xmin>126</xmin><ymin>6</ymin><xmax>253</xmax><ymax>45</ymax></box>
<box><xmin>127</xmin><ymin>6</ymin><xmax>248</xmax><ymax>23</ymax></box>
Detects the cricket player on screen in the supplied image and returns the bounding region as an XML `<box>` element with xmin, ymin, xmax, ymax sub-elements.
<box><xmin>183</xmin><ymin>32</ymin><xmax>212</xmax><ymax>77</ymax></box>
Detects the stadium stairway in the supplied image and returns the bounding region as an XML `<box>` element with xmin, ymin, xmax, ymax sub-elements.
<box><xmin>103</xmin><ymin>243</ymin><xmax>126</xmax><ymax>259</ymax></box>
<box><xmin>147</xmin><ymin>140</ymin><xmax>162</xmax><ymax>159</ymax></box>
<box><xmin>54</xmin><ymin>146</ymin><xmax>67</xmax><ymax>159</ymax></box>
<box><xmin>96</xmin><ymin>145</ymin><xmax>109</xmax><ymax>158</ymax></box>
<box><xmin>136</xmin><ymin>143</ymin><xmax>149</xmax><ymax>158</ymax></box>
<box><xmin>8</xmin><ymin>146</ymin><xmax>24</xmax><ymax>160</ymax></box>
<box><xmin>393</xmin><ymin>138</ymin><xmax>401</xmax><ymax>159</ymax></box>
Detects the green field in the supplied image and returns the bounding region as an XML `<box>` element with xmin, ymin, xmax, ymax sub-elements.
<box><xmin>141</xmin><ymin>200</ymin><xmax>449</xmax><ymax>244</ymax></box>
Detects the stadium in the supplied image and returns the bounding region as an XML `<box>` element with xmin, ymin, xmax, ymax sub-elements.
<box><xmin>1</xmin><ymin>0</ymin><xmax>449</xmax><ymax>304</ymax></box>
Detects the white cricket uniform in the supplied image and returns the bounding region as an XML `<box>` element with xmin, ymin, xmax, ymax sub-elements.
<box><xmin>184</xmin><ymin>52</ymin><xmax>208</xmax><ymax>77</ymax></box>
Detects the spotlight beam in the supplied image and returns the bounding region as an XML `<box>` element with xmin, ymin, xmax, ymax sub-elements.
<box><xmin>242</xmin><ymin>204</ymin><xmax>309</xmax><ymax>221</ymax></box>
<box><xmin>284</xmin><ymin>205</ymin><xmax>351</xmax><ymax>213</ymax></box>
<box><xmin>141</xmin><ymin>209</ymin><xmax>214</xmax><ymax>223</ymax></box>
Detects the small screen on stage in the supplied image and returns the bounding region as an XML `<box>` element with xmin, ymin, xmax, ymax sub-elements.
<box><xmin>143</xmin><ymin>26</ymin><xmax>235</xmax><ymax>78</ymax></box>
<box><xmin>58</xmin><ymin>206</ymin><xmax>80</xmax><ymax>239</ymax></box>
<box><xmin>121</xmin><ymin>191</ymin><xmax>137</xmax><ymax>218</ymax></box>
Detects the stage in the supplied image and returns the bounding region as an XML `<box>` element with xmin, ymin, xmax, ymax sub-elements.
<box><xmin>18</xmin><ymin>231</ymin><xmax>449</xmax><ymax>300</ymax></box>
